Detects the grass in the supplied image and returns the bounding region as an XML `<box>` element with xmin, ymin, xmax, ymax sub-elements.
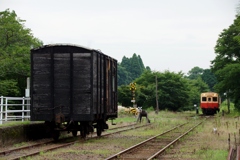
<box><xmin>196</xmin><ymin>149</ymin><xmax>228</xmax><ymax>160</ymax></box>
<box><xmin>0</xmin><ymin>121</ymin><xmax>31</xmax><ymax>128</ymax></box>
<box><xmin>13</xmin><ymin>142</ymin><xmax>27</xmax><ymax>148</ymax></box>
<box><xmin>0</xmin><ymin>121</ymin><xmax>44</xmax><ymax>128</ymax></box>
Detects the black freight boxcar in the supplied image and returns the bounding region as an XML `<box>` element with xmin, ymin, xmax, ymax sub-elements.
<box><xmin>30</xmin><ymin>44</ymin><xmax>117</xmax><ymax>140</ymax></box>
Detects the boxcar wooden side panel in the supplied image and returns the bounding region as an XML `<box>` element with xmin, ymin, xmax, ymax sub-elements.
<box><xmin>105</xmin><ymin>57</ymin><xmax>118</xmax><ymax>117</ymax></box>
<box><xmin>53</xmin><ymin>53</ymin><xmax>71</xmax><ymax>116</ymax></box>
<box><xmin>92</xmin><ymin>51</ymin><xmax>105</xmax><ymax>117</ymax></box>
<box><xmin>72</xmin><ymin>53</ymin><xmax>91</xmax><ymax>116</ymax></box>
<box><xmin>31</xmin><ymin>53</ymin><xmax>53</xmax><ymax>120</ymax></box>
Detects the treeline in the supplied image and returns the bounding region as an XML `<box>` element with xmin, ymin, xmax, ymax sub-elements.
<box><xmin>117</xmin><ymin>54</ymin><xmax>150</xmax><ymax>86</ymax></box>
<box><xmin>118</xmin><ymin>66</ymin><xmax>217</xmax><ymax>111</ymax></box>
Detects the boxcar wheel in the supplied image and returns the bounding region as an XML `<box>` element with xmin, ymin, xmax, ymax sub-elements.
<box><xmin>52</xmin><ymin>130</ymin><xmax>60</xmax><ymax>141</ymax></box>
<box><xmin>80</xmin><ymin>124</ymin><xmax>87</xmax><ymax>138</ymax></box>
<box><xmin>97</xmin><ymin>123</ymin><xmax>102</xmax><ymax>136</ymax></box>
<box><xmin>72</xmin><ymin>130</ymin><xmax>78</xmax><ymax>137</ymax></box>
<box><xmin>81</xmin><ymin>130</ymin><xmax>86</xmax><ymax>138</ymax></box>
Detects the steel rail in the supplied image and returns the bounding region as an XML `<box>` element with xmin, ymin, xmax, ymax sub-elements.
<box><xmin>0</xmin><ymin>140</ymin><xmax>53</xmax><ymax>156</ymax></box>
<box><xmin>147</xmin><ymin>121</ymin><xmax>203</xmax><ymax>160</ymax></box>
<box><xmin>105</xmin><ymin>123</ymin><xmax>187</xmax><ymax>160</ymax></box>
<box><xmin>0</xmin><ymin>123</ymin><xmax>139</xmax><ymax>156</ymax></box>
<box><xmin>9</xmin><ymin>142</ymin><xmax>75</xmax><ymax>160</ymax></box>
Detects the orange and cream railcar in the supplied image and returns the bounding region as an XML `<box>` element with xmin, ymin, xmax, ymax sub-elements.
<box><xmin>200</xmin><ymin>92</ymin><xmax>220</xmax><ymax>115</ymax></box>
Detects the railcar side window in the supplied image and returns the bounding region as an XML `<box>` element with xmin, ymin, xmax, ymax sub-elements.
<box><xmin>202</xmin><ymin>97</ymin><xmax>206</xmax><ymax>101</ymax></box>
<box><xmin>213</xmin><ymin>97</ymin><xmax>218</xmax><ymax>102</ymax></box>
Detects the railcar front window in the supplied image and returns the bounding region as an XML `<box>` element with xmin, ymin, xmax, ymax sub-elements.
<box><xmin>202</xmin><ymin>97</ymin><xmax>206</xmax><ymax>101</ymax></box>
<box><xmin>213</xmin><ymin>97</ymin><xmax>218</xmax><ymax>102</ymax></box>
<box><xmin>208</xmin><ymin>98</ymin><xmax>211</xmax><ymax>101</ymax></box>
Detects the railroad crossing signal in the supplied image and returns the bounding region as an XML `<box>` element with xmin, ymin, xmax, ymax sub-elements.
<box><xmin>130</xmin><ymin>82</ymin><xmax>136</xmax><ymax>107</ymax></box>
<box><xmin>130</xmin><ymin>82</ymin><xmax>136</xmax><ymax>91</ymax></box>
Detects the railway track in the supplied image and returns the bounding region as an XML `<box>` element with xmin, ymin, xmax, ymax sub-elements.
<box><xmin>105</xmin><ymin>120</ymin><xmax>204</xmax><ymax>160</ymax></box>
<box><xmin>0</xmin><ymin>123</ymin><xmax>151</xmax><ymax>160</ymax></box>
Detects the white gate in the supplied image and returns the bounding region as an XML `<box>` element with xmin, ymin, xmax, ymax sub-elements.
<box><xmin>0</xmin><ymin>96</ymin><xmax>30</xmax><ymax>125</ymax></box>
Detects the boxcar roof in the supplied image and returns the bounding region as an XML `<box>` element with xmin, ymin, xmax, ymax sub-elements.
<box><xmin>32</xmin><ymin>43</ymin><xmax>94</xmax><ymax>52</ymax></box>
<box><xmin>31</xmin><ymin>43</ymin><xmax>117</xmax><ymax>61</ymax></box>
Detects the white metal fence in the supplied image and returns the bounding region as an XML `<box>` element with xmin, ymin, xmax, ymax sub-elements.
<box><xmin>0</xmin><ymin>96</ymin><xmax>30</xmax><ymax>125</ymax></box>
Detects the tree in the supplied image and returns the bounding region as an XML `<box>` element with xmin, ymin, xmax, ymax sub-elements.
<box><xmin>187</xmin><ymin>66</ymin><xmax>204</xmax><ymax>80</ymax></box>
<box><xmin>186</xmin><ymin>67</ymin><xmax>217</xmax><ymax>92</ymax></box>
<box><xmin>211</xmin><ymin>15</ymin><xmax>240</xmax><ymax>111</ymax></box>
<box><xmin>214</xmin><ymin>64</ymin><xmax>240</xmax><ymax>112</ymax></box>
<box><xmin>135</xmin><ymin>70</ymin><xmax>156</xmax><ymax>109</ymax></box>
<box><xmin>201</xmin><ymin>69</ymin><xmax>217</xmax><ymax>92</ymax></box>
<box><xmin>158</xmin><ymin>71</ymin><xmax>189</xmax><ymax>111</ymax></box>
<box><xmin>134</xmin><ymin>70</ymin><xmax>190</xmax><ymax>111</ymax></box>
<box><xmin>129</xmin><ymin>53</ymin><xmax>145</xmax><ymax>81</ymax></box>
<box><xmin>186</xmin><ymin>76</ymin><xmax>209</xmax><ymax>108</ymax></box>
<box><xmin>137</xmin><ymin>55</ymin><xmax>145</xmax><ymax>73</ymax></box>
<box><xmin>0</xmin><ymin>9</ymin><xmax>43</xmax><ymax>96</ymax></box>
<box><xmin>117</xmin><ymin>64</ymin><xmax>131</xmax><ymax>86</ymax></box>
<box><xmin>117</xmin><ymin>85</ymin><xmax>132</xmax><ymax>106</ymax></box>
<box><xmin>117</xmin><ymin>53</ymin><xmax>150</xmax><ymax>86</ymax></box>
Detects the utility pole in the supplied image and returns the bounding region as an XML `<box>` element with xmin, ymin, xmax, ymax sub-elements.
<box><xmin>155</xmin><ymin>75</ymin><xmax>159</xmax><ymax>114</ymax></box>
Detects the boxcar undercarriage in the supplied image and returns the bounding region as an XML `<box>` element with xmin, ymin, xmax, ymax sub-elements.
<box><xmin>45</xmin><ymin>119</ymin><xmax>109</xmax><ymax>140</ymax></box>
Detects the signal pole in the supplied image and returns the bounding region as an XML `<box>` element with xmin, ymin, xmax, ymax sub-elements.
<box><xmin>130</xmin><ymin>82</ymin><xmax>137</xmax><ymax>108</ymax></box>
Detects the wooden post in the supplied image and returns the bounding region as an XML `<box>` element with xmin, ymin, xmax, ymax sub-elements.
<box><xmin>234</xmin><ymin>133</ymin><xmax>236</xmax><ymax>148</ymax></box>
<box><xmin>227</xmin><ymin>95</ymin><xmax>230</xmax><ymax>114</ymax></box>
<box><xmin>239</xmin><ymin>129</ymin><xmax>240</xmax><ymax>144</ymax></box>
<box><xmin>228</xmin><ymin>133</ymin><xmax>231</xmax><ymax>151</ymax></box>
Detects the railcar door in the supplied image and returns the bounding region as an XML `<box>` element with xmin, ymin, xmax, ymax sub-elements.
<box><xmin>207</xmin><ymin>97</ymin><xmax>212</xmax><ymax>108</ymax></box>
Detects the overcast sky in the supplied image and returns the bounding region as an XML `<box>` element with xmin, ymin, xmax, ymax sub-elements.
<box><xmin>1</xmin><ymin>0</ymin><xmax>239</xmax><ymax>74</ymax></box>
